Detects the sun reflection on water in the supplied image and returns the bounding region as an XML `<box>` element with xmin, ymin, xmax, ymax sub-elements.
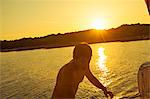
<box><xmin>97</xmin><ymin>48</ymin><xmax>108</xmax><ymax>72</ymax></box>
<box><xmin>97</xmin><ymin>47</ymin><xmax>112</xmax><ymax>86</ymax></box>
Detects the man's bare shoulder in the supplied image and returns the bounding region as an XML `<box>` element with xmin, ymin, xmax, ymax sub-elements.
<box><xmin>59</xmin><ymin>60</ymin><xmax>75</xmax><ymax>74</ymax></box>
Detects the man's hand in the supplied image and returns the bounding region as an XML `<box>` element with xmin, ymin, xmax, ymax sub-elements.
<box><xmin>85</xmin><ymin>67</ymin><xmax>114</xmax><ymax>98</ymax></box>
<box><xmin>103</xmin><ymin>90</ymin><xmax>114</xmax><ymax>99</ymax></box>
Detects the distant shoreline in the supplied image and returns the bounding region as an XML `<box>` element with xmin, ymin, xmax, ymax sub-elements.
<box><xmin>1</xmin><ymin>39</ymin><xmax>149</xmax><ymax>52</ymax></box>
<box><xmin>1</xmin><ymin>24</ymin><xmax>150</xmax><ymax>52</ymax></box>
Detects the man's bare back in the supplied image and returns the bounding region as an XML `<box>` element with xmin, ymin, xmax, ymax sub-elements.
<box><xmin>52</xmin><ymin>59</ymin><xmax>86</xmax><ymax>98</ymax></box>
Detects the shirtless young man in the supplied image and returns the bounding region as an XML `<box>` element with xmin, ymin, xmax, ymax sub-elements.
<box><xmin>52</xmin><ymin>43</ymin><xmax>113</xmax><ymax>99</ymax></box>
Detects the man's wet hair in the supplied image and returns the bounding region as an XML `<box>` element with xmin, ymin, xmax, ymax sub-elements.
<box><xmin>73</xmin><ymin>43</ymin><xmax>92</xmax><ymax>59</ymax></box>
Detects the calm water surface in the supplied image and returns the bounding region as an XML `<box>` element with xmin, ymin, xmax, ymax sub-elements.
<box><xmin>0</xmin><ymin>40</ymin><xmax>150</xmax><ymax>99</ymax></box>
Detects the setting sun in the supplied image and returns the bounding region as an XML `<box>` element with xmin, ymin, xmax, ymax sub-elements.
<box><xmin>91</xmin><ymin>19</ymin><xmax>107</xmax><ymax>30</ymax></box>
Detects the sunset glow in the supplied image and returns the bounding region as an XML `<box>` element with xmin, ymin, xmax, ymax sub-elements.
<box><xmin>91</xmin><ymin>19</ymin><xmax>107</xmax><ymax>30</ymax></box>
<box><xmin>1</xmin><ymin>0</ymin><xmax>149</xmax><ymax>40</ymax></box>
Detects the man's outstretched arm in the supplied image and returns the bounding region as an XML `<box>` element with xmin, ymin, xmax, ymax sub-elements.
<box><xmin>85</xmin><ymin>67</ymin><xmax>113</xmax><ymax>98</ymax></box>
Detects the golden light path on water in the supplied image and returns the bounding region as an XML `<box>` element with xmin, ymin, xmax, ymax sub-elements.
<box><xmin>97</xmin><ymin>47</ymin><xmax>112</xmax><ymax>86</ymax></box>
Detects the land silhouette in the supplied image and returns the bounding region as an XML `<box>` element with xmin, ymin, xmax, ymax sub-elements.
<box><xmin>0</xmin><ymin>23</ymin><xmax>149</xmax><ymax>52</ymax></box>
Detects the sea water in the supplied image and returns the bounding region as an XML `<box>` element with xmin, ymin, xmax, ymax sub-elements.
<box><xmin>0</xmin><ymin>40</ymin><xmax>150</xmax><ymax>99</ymax></box>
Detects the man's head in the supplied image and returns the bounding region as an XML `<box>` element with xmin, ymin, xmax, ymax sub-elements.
<box><xmin>73</xmin><ymin>43</ymin><xmax>92</xmax><ymax>62</ymax></box>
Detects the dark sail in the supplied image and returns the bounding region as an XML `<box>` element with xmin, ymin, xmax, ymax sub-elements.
<box><xmin>145</xmin><ymin>0</ymin><xmax>150</xmax><ymax>15</ymax></box>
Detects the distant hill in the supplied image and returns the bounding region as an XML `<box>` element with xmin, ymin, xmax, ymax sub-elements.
<box><xmin>0</xmin><ymin>23</ymin><xmax>150</xmax><ymax>52</ymax></box>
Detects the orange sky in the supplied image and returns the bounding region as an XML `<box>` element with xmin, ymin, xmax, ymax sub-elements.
<box><xmin>1</xmin><ymin>0</ymin><xmax>150</xmax><ymax>40</ymax></box>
